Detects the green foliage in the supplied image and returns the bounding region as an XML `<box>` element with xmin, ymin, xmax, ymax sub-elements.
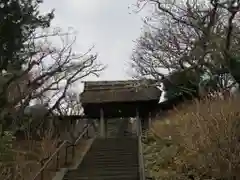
<box><xmin>0</xmin><ymin>0</ymin><xmax>54</xmax><ymax>71</ymax></box>
<box><xmin>0</xmin><ymin>0</ymin><xmax>54</xmax><ymax>129</ymax></box>
<box><xmin>229</xmin><ymin>55</ymin><xmax>240</xmax><ymax>85</ymax></box>
<box><xmin>164</xmin><ymin>69</ymin><xmax>201</xmax><ymax>100</ymax></box>
<box><xmin>199</xmin><ymin>71</ymin><xmax>220</xmax><ymax>93</ymax></box>
<box><xmin>143</xmin><ymin>130</ymin><xmax>181</xmax><ymax>180</ymax></box>
<box><xmin>0</xmin><ymin>130</ymin><xmax>15</xmax><ymax>162</ymax></box>
<box><xmin>163</xmin><ymin>67</ymin><xmax>228</xmax><ymax>100</ymax></box>
<box><xmin>0</xmin><ymin>0</ymin><xmax>54</xmax><ymax>160</ymax></box>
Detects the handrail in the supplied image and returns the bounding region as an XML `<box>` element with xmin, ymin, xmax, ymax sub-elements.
<box><xmin>137</xmin><ymin>116</ymin><xmax>146</xmax><ymax>180</ymax></box>
<box><xmin>74</xmin><ymin>124</ymin><xmax>90</xmax><ymax>145</ymax></box>
<box><xmin>32</xmin><ymin>140</ymin><xmax>68</xmax><ymax>180</ymax></box>
<box><xmin>32</xmin><ymin>121</ymin><xmax>95</xmax><ymax>180</ymax></box>
<box><xmin>65</xmin><ymin>124</ymin><xmax>91</xmax><ymax>161</ymax></box>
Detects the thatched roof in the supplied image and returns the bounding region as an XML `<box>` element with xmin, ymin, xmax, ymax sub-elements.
<box><xmin>80</xmin><ymin>79</ymin><xmax>161</xmax><ymax>104</ymax></box>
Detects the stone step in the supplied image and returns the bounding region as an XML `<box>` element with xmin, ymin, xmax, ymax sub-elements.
<box><xmin>79</xmin><ymin>163</ymin><xmax>139</xmax><ymax>168</ymax></box>
<box><xmin>73</xmin><ymin>171</ymin><xmax>139</xmax><ymax>176</ymax></box>
<box><xmin>77</xmin><ymin>166</ymin><xmax>139</xmax><ymax>171</ymax></box>
<box><xmin>91</xmin><ymin>147</ymin><xmax>138</xmax><ymax>150</ymax></box>
<box><xmin>63</xmin><ymin>174</ymin><xmax>139</xmax><ymax>180</ymax></box>
<box><xmin>80</xmin><ymin>158</ymin><xmax>138</xmax><ymax>165</ymax></box>
<box><xmin>86</xmin><ymin>152</ymin><xmax>138</xmax><ymax>155</ymax></box>
<box><xmin>91</xmin><ymin>142</ymin><xmax>138</xmax><ymax>146</ymax></box>
<box><xmin>91</xmin><ymin>144</ymin><xmax>138</xmax><ymax>150</ymax></box>
<box><xmin>90</xmin><ymin>146</ymin><xmax>138</xmax><ymax>150</ymax></box>
<box><xmin>62</xmin><ymin>137</ymin><xmax>140</xmax><ymax>180</ymax></box>
<box><xmin>80</xmin><ymin>156</ymin><xmax>138</xmax><ymax>161</ymax></box>
<box><xmin>93</xmin><ymin>138</ymin><xmax>137</xmax><ymax>142</ymax></box>
<box><xmin>83</xmin><ymin>157</ymin><xmax>138</xmax><ymax>162</ymax></box>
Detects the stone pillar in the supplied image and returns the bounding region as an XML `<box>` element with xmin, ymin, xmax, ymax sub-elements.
<box><xmin>100</xmin><ymin>108</ymin><xmax>105</xmax><ymax>138</ymax></box>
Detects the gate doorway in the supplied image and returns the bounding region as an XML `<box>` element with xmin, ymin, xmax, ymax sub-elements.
<box><xmin>80</xmin><ymin>80</ymin><xmax>162</xmax><ymax>138</ymax></box>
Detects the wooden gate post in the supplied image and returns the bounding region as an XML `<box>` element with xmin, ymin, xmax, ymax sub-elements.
<box><xmin>148</xmin><ymin>112</ymin><xmax>152</xmax><ymax>128</ymax></box>
<box><xmin>100</xmin><ymin>108</ymin><xmax>105</xmax><ymax>138</ymax></box>
<box><xmin>136</xmin><ymin>108</ymin><xmax>140</xmax><ymax>136</ymax></box>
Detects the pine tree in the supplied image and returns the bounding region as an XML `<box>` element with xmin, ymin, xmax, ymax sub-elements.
<box><xmin>0</xmin><ymin>0</ymin><xmax>54</xmax><ymax>71</ymax></box>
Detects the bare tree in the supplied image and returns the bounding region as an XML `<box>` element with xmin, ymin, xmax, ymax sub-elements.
<box><xmin>52</xmin><ymin>91</ymin><xmax>88</xmax><ymax>141</ymax></box>
<box><xmin>56</xmin><ymin>91</ymin><xmax>83</xmax><ymax>115</ymax></box>
<box><xmin>132</xmin><ymin>0</ymin><xmax>240</xmax><ymax>96</ymax></box>
<box><xmin>0</xmin><ymin>28</ymin><xmax>105</xmax><ymax>134</ymax></box>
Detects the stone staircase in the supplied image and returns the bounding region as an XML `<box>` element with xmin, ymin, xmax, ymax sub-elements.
<box><xmin>63</xmin><ymin>137</ymin><xmax>140</xmax><ymax>180</ymax></box>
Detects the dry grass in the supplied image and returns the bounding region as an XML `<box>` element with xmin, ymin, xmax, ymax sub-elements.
<box><xmin>0</xmin><ymin>123</ymin><xmax>96</xmax><ymax>180</ymax></box>
<box><xmin>0</xmin><ymin>127</ymin><xmax>66</xmax><ymax>180</ymax></box>
<box><xmin>0</xmin><ymin>136</ymin><xmax>60</xmax><ymax>180</ymax></box>
<box><xmin>0</xmin><ymin>135</ymin><xmax>93</xmax><ymax>180</ymax></box>
<box><xmin>144</xmin><ymin>95</ymin><xmax>240</xmax><ymax>180</ymax></box>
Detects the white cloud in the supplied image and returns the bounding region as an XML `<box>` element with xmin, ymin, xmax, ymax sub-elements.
<box><xmin>40</xmin><ymin>0</ymin><xmax>148</xmax><ymax>81</ymax></box>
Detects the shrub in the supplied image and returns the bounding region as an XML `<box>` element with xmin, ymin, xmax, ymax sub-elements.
<box><xmin>147</xmin><ymin>95</ymin><xmax>240</xmax><ymax>179</ymax></box>
<box><xmin>0</xmin><ymin>130</ymin><xmax>60</xmax><ymax>180</ymax></box>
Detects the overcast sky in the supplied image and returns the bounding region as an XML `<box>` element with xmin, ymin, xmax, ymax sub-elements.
<box><xmin>41</xmin><ymin>0</ymin><xmax>150</xmax><ymax>81</ymax></box>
